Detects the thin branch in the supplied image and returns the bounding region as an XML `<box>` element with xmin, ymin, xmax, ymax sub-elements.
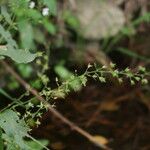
<box><xmin>0</xmin><ymin>60</ymin><xmax>110</xmax><ymax>150</ymax></box>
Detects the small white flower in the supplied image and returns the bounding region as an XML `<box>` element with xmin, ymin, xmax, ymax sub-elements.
<box><xmin>87</xmin><ymin>63</ymin><xmax>92</xmax><ymax>68</ymax></box>
<box><xmin>28</xmin><ymin>102</ymin><xmax>34</xmax><ymax>108</ymax></box>
<box><xmin>42</xmin><ymin>7</ymin><xmax>49</xmax><ymax>16</ymax></box>
<box><xmin>29</xmin><ymin>1</ymin><xmax>35</xmax><ymax>9</ymax></box>
<box><xmin>36</xmin><ymin>119</ymin><xmax>41</xmax><ymax>126</ymax></box>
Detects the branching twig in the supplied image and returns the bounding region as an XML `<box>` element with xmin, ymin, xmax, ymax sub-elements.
<box><xmin>0</xmin><ymin>60</ymin><xmax>110</xmax><ymax>150</ymax></box>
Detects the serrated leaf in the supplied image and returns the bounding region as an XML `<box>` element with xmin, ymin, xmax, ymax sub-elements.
<box><xmin>0</xmin><ymin>25</ymin><xmax>36</xmax><ymax>63</ymax></box>
<box><xmin>0</xmin><ymin>109</ymin><xmax>30</xmax><ymax>150</ymax></box>
<box><xmin>0</xmin><ymin>45</ymin><xmax>36</xmax><ymax>63</ymax></box>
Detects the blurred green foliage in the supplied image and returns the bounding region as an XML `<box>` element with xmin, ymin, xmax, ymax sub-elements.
<box><xmin>0</xmin><ymin>0</ymin><xmax>149</xmax><ymax>149</ymax></box>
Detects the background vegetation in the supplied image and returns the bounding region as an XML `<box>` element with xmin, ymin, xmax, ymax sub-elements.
<box><xmin>0</xmin><ymin>0</ymin><xmax>150</xmax><ymax>149</ymax></box>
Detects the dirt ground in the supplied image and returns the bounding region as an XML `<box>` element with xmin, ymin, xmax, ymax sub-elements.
<box><xmin>32</xmin><ymin>82</ymin><xmax>150</xmax><ymax>150</ymax></box>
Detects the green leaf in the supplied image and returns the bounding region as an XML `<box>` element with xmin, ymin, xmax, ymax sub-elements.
<box><xmin>43</xmin><ymin>19</ymin><xmax>56</xmax><ymax>35</ymax></box>
<box><xmin>0</xmin><ymin>25</ymin><xmax>36</xmax><ymax>63</ymax></box>
<box><xmin>26</xmin><ymin>9</ymin><xmax>42</xmax><ymax>22</ymax></box>
<box><xmin>63</xmin><ymin>10</ymin><xmax>79</xmax><ymax>29</ymax></box>
<box><xmin>26</xmin><ymin>139</ymin><xmax>49</xmax><ymax>150</ymax></box>
<box><xmin>8</xmin><ymin>76</ymin><xmax>19</xmax><ymax>90</ymax></box>
<box><xmin>18</xmin><ymin>20</ymin><xmax>34</xmax><ymax>49</ymax></box>
<box><xmin>0</xmin><ymin>24</ymin><xmax>17</xmax><ymax>48</ymax></box>
<box><xmin>0</xmin><ymin>109</ymin><xmax>30</xmax><ymax>149</ymax></box>
<box><xmin>133</xmin><ymin>12</ymin><xmax>150</xmax><ymax>26</ymax></box>
<box><xmin>55</xmin><ymin>65</ymin><xmax>73</xmax><ymax>80</ymax></box>
<box><xmin>2</xmin><ymin>134</ymin><xmax>20</xmax><ymax>150</ymax></box>
<box><xmin>17</xmin><ymin>64</ymin><xmax>33</xmax><ymax>78</ymax></box>
<box><xmin>0</xmin><ymin>46</ymin><xmax>36</xmax><ymax>63</ymax></box>
<box><xmin>1</xmin><ymin>6</ymin><xmax>12</xmax><ymax>24</ymax></box>
<box><xmin>0</xmin><ymin>128</ymin><xmax>4</xmax><ymax>150</ymax></box>
<box><xmin>34</xmin><ymin>29</ymin><xmax>45</xmax><ymax>44</ymax></box>
<box><xmin>55</xmin><ymin>65</ymin><xmax>83</xmax><ymax>91</ymax></box>
<box><xmin>30</xmin><ymin>79</ymin><xmax>42</xmax><ymax>89</ymax></box>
